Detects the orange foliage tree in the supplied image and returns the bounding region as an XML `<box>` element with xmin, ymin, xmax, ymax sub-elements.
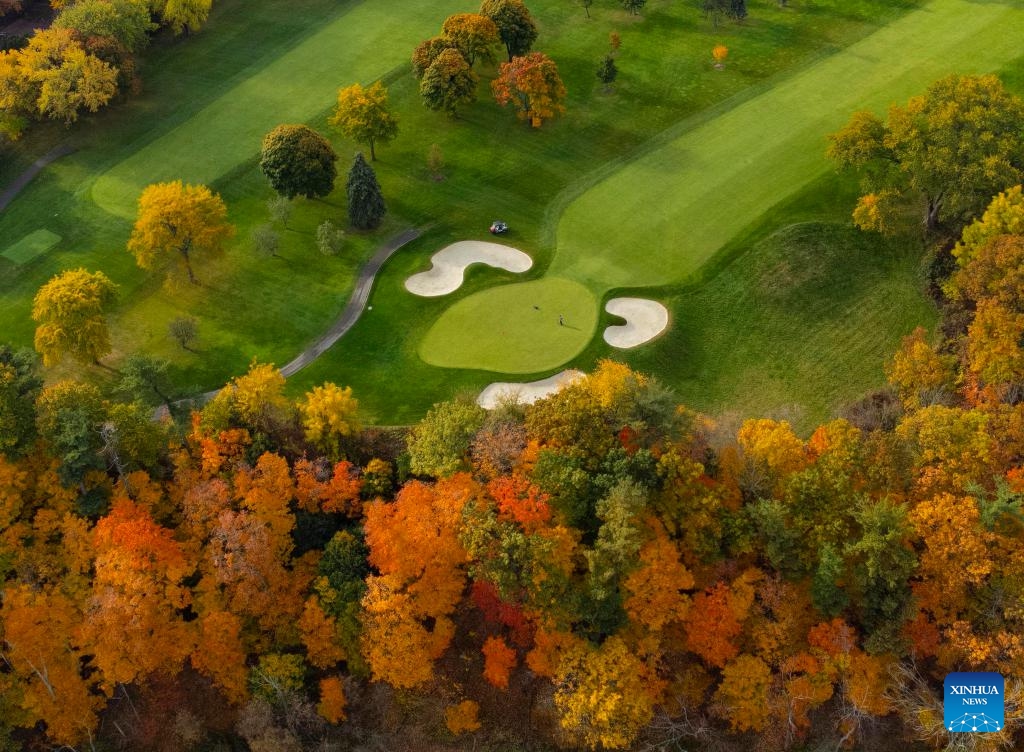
<box><xmin>492</xmin><ymin>52</ymin><xmax>567</xmax><ymax>127</ymax></box>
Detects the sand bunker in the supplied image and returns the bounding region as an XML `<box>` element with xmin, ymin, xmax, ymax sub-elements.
<box><xmin>477</xmin><ymin>370</ymin><xmax>584</xmax><ymax>409</ymax></box>
<box><xmin>405</xmin><ymin>241</ymin><xmax>532</xmax><ymax>297</ymax></box>
<box><xmin>603</xmin><ymin>298</ymin><xmax>669</xmax><ymax>348</ymax></box>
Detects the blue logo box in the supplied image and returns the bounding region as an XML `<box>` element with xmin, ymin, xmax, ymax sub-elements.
<box><xmin>944</xmin><ymin>672</ymin><xmax>1004</xmax><ymax>733</ymax></box>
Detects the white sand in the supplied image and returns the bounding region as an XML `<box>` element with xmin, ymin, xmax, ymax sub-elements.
<box><xmin>477</xmin><ymin>369</ymin><xmax>585</xmax><ymax>409</ymax></box>
<box><xmin>405</xmin><ymin>240</ymin><xmax>532</xmax><ymax>297</ymax></box>
<box><xmin>603</xmin><ymin>298</ymin><xmax>669</xmax><ymax>348</ymax></box>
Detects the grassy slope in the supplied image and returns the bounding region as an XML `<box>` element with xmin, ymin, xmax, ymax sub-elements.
<box><xmin>553</xmin><ymin>0</ymin><xmax>1024</xmax><ymax>289</ymax></box>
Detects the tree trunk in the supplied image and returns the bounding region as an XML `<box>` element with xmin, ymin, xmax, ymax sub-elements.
<box><xmin>924</xmin><ymin>198</ymin><xmax>942</xmax><ymax>233</ymax></box>
<box><xmin>369</xmin><ymin>137</ymin><xmax>376</xmax><ymax>161</ymax></box>
<box><xmin>180</xmin><ymin>240</ymin><xmax>198</xmax><ymax>284</ymax></box>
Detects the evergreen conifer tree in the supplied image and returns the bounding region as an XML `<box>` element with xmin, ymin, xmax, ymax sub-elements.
<box><xmin>346</xmin><ymin>153</ymin><xmax>386</xmax><ymax>230</ymax></box>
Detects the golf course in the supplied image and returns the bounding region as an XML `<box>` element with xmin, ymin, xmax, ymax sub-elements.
<box><xmin>2</xmin><ymin>0</ymin><xmax>1023</xmax><ymax>428</ymax></box>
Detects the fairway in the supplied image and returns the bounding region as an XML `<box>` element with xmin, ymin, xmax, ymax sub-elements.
<box><xmin>1</xmin><ymin>230</ymin><xmax>61</xmax><ymax>265</ymax></box>
<box><xmin>418</xmin><ymin>277</ymin><xmax>597</xmax><ymax>373</ymax></box>
<box><xmin>420</xmin><ymin>0</ymin><xmax>1024</xmax><ymax>373</ymax></box>
<box><xmin>553</xmin><ymin>0</ymin><xmax>1024</xmax><ymax>289</ymax></box>
<box><xmin>91</xmin><ymin>0</ymin><xmax>465</xmax><ymax>217</ymax></box>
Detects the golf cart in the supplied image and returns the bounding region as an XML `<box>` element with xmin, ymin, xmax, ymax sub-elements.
<box><xmin>489</xmin><ymin>220</ymin><xmax>509</xmax><ymax>235</ymax></box>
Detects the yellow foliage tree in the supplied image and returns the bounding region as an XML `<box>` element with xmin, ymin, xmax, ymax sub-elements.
<box><xmin>0</xmin><ymin>28</ymin><xmax>117</xmax><ymax>132</ymax></box>
<box><xmin>713</xmin><ymin>654</ymin><xmax>772</xmax><ymax>732</ymax></box>
<box><xmin>953</xmin><ymin>184</ymin><xmax>1024</xmax><ymax>266</ymax></box>
<box><xmin>161</xmin><ymin>0</ymin><xmax>212</xmax><ymax>35</ymax></box>
<box><xmin>329</xmin><ymin>81</ymin><xmax>398</xmax><ymax>161</ymax></box>
<box><xmin>554</xmin><ymin>636</ymin><xmax>658</xmax><ymax>750</ymax></box>
<box><xmin>204</xmin><ymin>360</ymin><xmax>293</xmax><ymax>435</ymax></box>
<box><xmin>885</xmin><ymin>326</ymin><xmax>956</xmax><ymax>409</ymax></box>
<box><xmin>444</xmin><ymin>700</ymin><xmax>481</xmax><ymax>734</ymax></box>
<box><xmin>737</xmin><ymin>418</ymin><xmax>807</xmax><ymax>480</ymax></box>
<box><xmin>127</xmin><ymin>180</ymin><xmax>234</xmax><ymax>285</ymax></box>
<box><xmin>32</xmin><ymin>268</ymin><xmax>117</xmax><ymax>367</ymax></box>
<box><xmin>299</xmin><ymin>382</ymin><xmax>361</xmax><ymax>460</ymax></box>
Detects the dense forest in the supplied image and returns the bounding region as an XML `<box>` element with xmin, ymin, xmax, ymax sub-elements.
<box><xmin>0</xmin><ymin>185</ymin><xmax>1023</xmax><ymax>750</ymax></box>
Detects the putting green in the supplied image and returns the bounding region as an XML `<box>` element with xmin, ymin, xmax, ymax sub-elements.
<box><xmin>418</xmin><ymin>278</ymin><xmax>597</xmax><ymax>374</ymax></box>
<box><xmin>91</xmin><ymin>0</ymin><xmax>465</xmax><ymax>218</ymax></box>
<box><xmin>420</xmin><ymin>0</ymin><xmax>1024</xmax><ymax>373</ymax></box>
<box><xmin>1</xmin><ymin>230</ymin><xmax>61</xmax><ymax>265</ymax></box>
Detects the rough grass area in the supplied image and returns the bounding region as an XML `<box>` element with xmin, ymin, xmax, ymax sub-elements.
<box><xmin>418</xmin><ymin>277</ymin><xmax>597</xmax><ymax>373</ymax></box>
<box><xmin>1</xmin><ymin>229</ymin><xmax>61</xmax><ymax>265</ymax></box>
<box><xmin>643</xmin><ymin>222</ymin><xmax>939</xmax><ymax>434</ymax></box>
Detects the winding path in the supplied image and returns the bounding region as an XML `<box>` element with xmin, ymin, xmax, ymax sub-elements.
<box><xmin>176</xmin><ymin>227</ymin><xmax>422</xmax><ymax>408</ymax></box>
<box><xmin>0</xmin><ymin>144</ymin><xmax>75</xmax><ymax>214</ymax></box>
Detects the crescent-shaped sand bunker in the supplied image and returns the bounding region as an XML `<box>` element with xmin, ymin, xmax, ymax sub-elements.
<box><xmin>405</xmin><ymin>241</ymin><xmax>533</xmax><ymax>296</ymax></box>
<box><xmin>477</xmin><ymin>370</ymin><xmax>585</xmax><ymax>409</ymax></box>
<box><xmin>603</xmin><ymin>298</ymin><xmax>669</xmax><ymax>348</ymax></box>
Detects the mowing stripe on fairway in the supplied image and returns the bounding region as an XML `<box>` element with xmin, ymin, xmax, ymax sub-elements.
<box><xmin>1</xmin><ymin>229</ymin><xmax>62</xmax><ymax>265</ymax></box>
<box><xmin>553</xmin><ymin>0</ymin><xmax>1024</xmax><ymax>290</ymax></box>
<box><xmin>91</xmin><ymin>0</ymin><xmax>466</xmax><ymax>218</ymax></box>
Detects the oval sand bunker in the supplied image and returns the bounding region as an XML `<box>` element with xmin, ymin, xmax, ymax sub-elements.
<box><xmin>477</xmin><ymin>370</ymin><xmax>584</xmax><ymax>409</ymax></box>
<box><xmin>603</xmin><ymin>298</ymin><xmax>669</xmax><ymax>348</ymax></box>
<box><xmin>405</xmin><ymin>241</ymin><xmax>532</xmax><ymax>297</ymax></box>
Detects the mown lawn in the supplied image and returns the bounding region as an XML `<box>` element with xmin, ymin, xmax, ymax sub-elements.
<box><xmin>2</xmin><ymin>0</ymin><xmax>1016</xmax><ymax>428</ymax></box>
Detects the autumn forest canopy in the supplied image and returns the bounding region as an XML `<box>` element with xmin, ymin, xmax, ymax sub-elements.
<box><xmin>2</xmin><ymin>0</ymin><xmax>1024</xmax><ymax>749</ymax></box>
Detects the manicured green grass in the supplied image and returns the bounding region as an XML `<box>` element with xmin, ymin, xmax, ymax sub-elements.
<box><xmin>417</xmin><ymin>0</ymin><xmax>1024</xmax><ymax>377</ymax></box>
<box><xmin>418</xmin><ymin>278</ymin><xmax>597</xmax><ymax>373</ymax></box>
<box><xmin>553</xmin><ymin>0</ymin><xmax>1024</xmax><ymax>290</ymax></box>
<box><xmin>1</xmin><ymin>0</ymin><xmax>1010</xmax><ymax>429</ymax></box>
<box><xmin>91</xmin><ymin>0</ymin><xmax>466</xmax><ymax>218</ymax></box>
<box><xmin>1</xmin><ymin>229</ymin><xmax>61</xmax><ymax>265</ymax></box>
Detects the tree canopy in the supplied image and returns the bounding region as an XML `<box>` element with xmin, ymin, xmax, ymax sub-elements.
<box><xmin>127</xmin><ymin>180</ymin><xmax>234</xmax><ymax>284</ymax></box>
<box><xmin>259</xmin><ymin>124</ymin><xmax>338</xmax><ymax>199</ymax></box>
<box><xmin>492</xmin><ymin>52</ymin><xmax>567</xmax><ymax>128</ymax></box>
<box><xmin>346</xmin><ymin>153</ymin><xmax>386</xmax><ymax>230</ymax></box>
<box><xmin>329</xmin><ymin>82</ymin><xmax>398</xmax><ymax>162</ymax></box>
<box><xmin>32</xmin><ymin>269</ymin><xmax>118</xmax><ymax>367</ymax></box>
<box><xmin>480</xmin><ymin>0</ymin><xmax>538</xmax><ymax>62</ymax></box>
<box><xmin>828</xmin><ymin>74</ymin><xmax>1024</xmax><ymax>234</ymax></box>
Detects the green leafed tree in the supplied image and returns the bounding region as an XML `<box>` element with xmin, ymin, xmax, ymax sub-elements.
<box><xmin>260</xmin><ymin>124</ymin><xmax>338</xmax><ymax>199</ymax></box>
<box><xmin>53</xmin><ymin>0</ymin><xmax>155</xmax><ymax>52</ymax></box>
<box><xmin>346</xmin><ymin>153</ymin><xmax>386</xmax><ymax>231</ymax></box>
<box><xmin>828</xmin><ymin>74</ymin><xmax>1024</xmax><ymax>235</ymax></box>
<box><xmin>420</xmin><ymin>48</ymin><xmax>478</xmax><ymax>116</ymax></box>
<box><xmin>32</xmin><ymin>269</ymin><xmax>117</xmax><ymax>368</ymax></box>
<box><xmin>0</xmin><ymin>346</ymin><xmax>41</xmax><ymax>457</ymax></box>
<box><xmin>597</xmin><ymin>54</ymin><xmax>617</xmax><ymax>91</ymax></box>
<box><xmin>480</xmin><ymin>0</ymin><xmax>538</xmax><ymax>62</ymax></box>
<box><xmin>407</xmin><ymin>397</ymin><xmax>486</xmax><ymax>478</ymax></box>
